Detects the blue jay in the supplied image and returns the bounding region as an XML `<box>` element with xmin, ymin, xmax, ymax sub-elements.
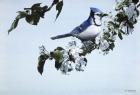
<box><xmin>51</xmin><ymin>7</ymin><xmax>108</xmax><ymax>42</ymax></box>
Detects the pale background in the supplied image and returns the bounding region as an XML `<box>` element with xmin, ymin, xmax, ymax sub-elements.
<box><xmin>0</xmin><ymin>0</ymin><xmax>140</xmax><ymax>95</ymax></box>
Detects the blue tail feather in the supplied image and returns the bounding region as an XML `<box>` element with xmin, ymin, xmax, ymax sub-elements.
<box><xmin>51</xmin><ymin>33</ymin><xmax>72</xmax><ymax>40</ymax></box>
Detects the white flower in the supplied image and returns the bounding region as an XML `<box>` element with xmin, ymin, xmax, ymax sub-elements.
<box><xmin>125</xmin><ymin>3</ymin><xmax>136</xmax><ymax>20</ymax></box>
<box><xmin>132</xmin><ymin>11</ymin><xmax>138</xmax><ymax>21</ymax></box>
<box><xmin>75</xmin><ymin>57</ymin><xmax>87</xmax><ymax>71</ymax></box>
<box><xmin>60</xmin><ymin>61</ymin><xmax>73</xmax><ymax>74</ymax></box>
<box><xmin>62</xmin><ymin>50</ymin><xmax>69</xmax><ymax>61</ymax></box>
<box><xmin>95</xmin><ymin>36</ymin><xmax>101</xmax><ymax>44</ymax></box>
<box><xmin>69</xmin><ymin>48</ymin><xmax>80</xmax><ymax>59</ymax></box>
<box><xmin>99</xmin><ymin>39</ymin><xmax>109</xmax><ymax>51</ymax></box>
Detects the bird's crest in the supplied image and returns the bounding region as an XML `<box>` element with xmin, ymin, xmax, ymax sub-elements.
<box><xmin>90</xmin><ymin>7</ymin><xmax>103</xmax><ymax>13</ymax></box>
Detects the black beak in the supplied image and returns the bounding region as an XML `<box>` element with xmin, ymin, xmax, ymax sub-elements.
<box><xmin>101</xmin><ymin>13</ymin><xmax>108</xmax><ymax>18</ymax></box>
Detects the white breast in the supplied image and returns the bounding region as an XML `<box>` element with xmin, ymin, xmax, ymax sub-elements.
<box><xmin>78</xmin><ymin>25</ymin><xmax>101</xmax><ymax>40</ymax></box>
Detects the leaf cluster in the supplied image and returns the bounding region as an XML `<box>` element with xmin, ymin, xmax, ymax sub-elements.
<box><xmin>98</xmin><ymin>0</ymin><xmax>140</xmax><ymax>54</ymax></box>
<box><xmin>38</xmin><ymin>44</ymin><xmax>87</xmax><ymax>75</ymax></box>
<box><xmin>8</xmin><ymin>0</ymin><xmax>64</xmax><ymax>33</ymax></box>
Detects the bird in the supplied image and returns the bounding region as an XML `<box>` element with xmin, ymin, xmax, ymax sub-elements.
<box><xmin>51</xmin><ymin>7</ymin><xmax>108</xmax><ymax>42</ymax></box>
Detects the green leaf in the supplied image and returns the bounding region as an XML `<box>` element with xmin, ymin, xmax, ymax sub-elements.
<box><xmin>8</xmin><ymin>11</ymin><xmax>27</xmax><ymax>34</ymax></box>
<box><xmin>25</xmin><ymin>3</ymin><xmax>49</xmax><ymax>25</ymax></box>
<box><xmin>31</xmin><ymin>3</ymin><xmax>49</xmax><ymax>18</ymax></box>
<box><xmin>132</xmin><ymin>0</ymin><xmax>139</xmax><ymax>4</ymax></box>
<box><xmin>112</xmin><ymin>31</ymin><xmax>117</xmax><ymax>36</ymax></box>
<box><xmin>103</xmin><ymin>32</ymin><xmax>110</xmax><ymax>39</ymax></box>
<box><xmin>137</xmin><ymin>3</ymin><xmax>140</xmax><ymax>8</ymax></box>
<box><xmin>53</xmin><ymin>50</ymin><xmax>64</xmax><ymax>63</ymax></box>
<box><xmin>136</xmin><ymin>9</ymin><xmax>139</xmax><ymax>16</ymax></box>
<box><xmin>54</xmin><ymin>47</ymin><xmax>64</xmax><ymax>51</ymax></box>
<box><xmin>109</xmin><ymin>43</ymin><xmax>115</xmax><ymax>50</ymax></box>
<box><xmin>50</xmin><ymin>51</ymin><xmax>62</xmax><ymax>70</ymax></box>
<box><xmin>55</xmin><ymin>1</ymin><xmax>63</xmax><ymax>20</ymax></box>
<box><xmin>116</xmin><ymin>12</ymin><xmax>128</xmax><ymax>23</ymax></box>
<box><xmin>108</xmin><ymin>21</ymin><xmax>119</xmax><ymax>29</ymax></box>
<box><xmin>37</xmin><ymin>54</ymin><xmax>49</xmax><ymax>75</ymax></box>
<box><xmin>41</xmin><ymin>6</ymin><xmax>49</xmax><ymax>18</ymax></box>
<box><xmin>53</xmin><ymin>0</ymin><xmax>59</xmax><ymax>4</ymax></box>
<box><xmin>31</xmin><ymin>3</ymin><xmax>42</xmax><ymax>10</ymax></box>
<box><xmin>118</xmin><ymin>32</ymin><xmax>123</xmax><ymax>40</ymax></box>
<box><xmin>119</xmin><ymin>29</ymin><xmax>126</xmax><ymax>34</ymax></box>
<box><xmin>16</xmin><ymin>11</ymin><xmax>28</xmax><ymax>19</ymax></box>
<box><xmin>127</xmin><ymin>21</ymin><xmax>134</xmax><ymax>29</ymax></box>
<box><xmin>83</xmin><ymin>58</ymin><xmax>87</xmax><ymax>65</ymax></box>
<box><xmin>55</xmin><ymin>61</ymin><xmax>62</xmax><ymax>70</ymax></box>
<box><xmin>8</xmin><ymin>19</ymin><xmax>19</xmax><ymax>34</ymax></box>
<box><xmin>50</xmin><ymin>47</ymin><xmax>64</xmax><ymax>70</ymax></box>
<box><xmin>107</xmin><ymin>39</ymin><xmax>115</xmax><ymax>42</ymax></box>
<box><xmin>47</xmin><ymin>0</ymin><xmax>59</xmax><ymax>11</ymax></box>
<box><xmin>25</xmin><ymin>14</ymin><xmax>40</xmax><ymax>25</ymax></box>
<box><xmin>52</xmin><ymin>0</ymin><xmax>59</xmax><ymax>6</ymax></box>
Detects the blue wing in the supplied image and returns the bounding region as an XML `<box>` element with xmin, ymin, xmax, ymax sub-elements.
<box><xmin>51</xmin><ymin>19</ymin><xmax>91</xmax><ymax>40</ymax></box>
<box><xmin>70</xmin><ymin>19</ymin><xmax>91</xmax><ymax>35</ymax></box>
